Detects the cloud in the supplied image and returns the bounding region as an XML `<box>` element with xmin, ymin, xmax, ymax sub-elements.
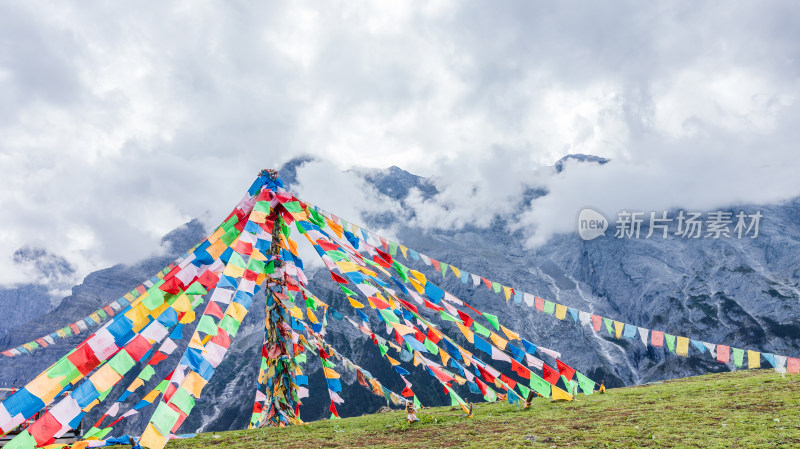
<box><xmin>0</xmin><ymin>0</ymin><xmax>799</xmax><ymax>287</ymax></box>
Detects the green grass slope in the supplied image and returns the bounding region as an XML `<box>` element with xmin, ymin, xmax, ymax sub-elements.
<box><xmin>168</xmin><ymin>370</ymin><xmax>799</xmax><ymax>449</ymax></box>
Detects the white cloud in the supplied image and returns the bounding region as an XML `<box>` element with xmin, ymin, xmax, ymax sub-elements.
<box><xmin>0</xmin><ymin>0</ymin><xmax>799</xmax><ymax>288</ymax></box>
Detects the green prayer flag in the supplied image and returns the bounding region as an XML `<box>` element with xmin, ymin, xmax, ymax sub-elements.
<box><xmin>423</xmin><ymin>338</ymin><xmax>439</xmax><ymax>354</ymax></box>
<box><xmin>665</xmin><ymin>333</ymin><xmax>676</xmax><ymax>353</ymax></box>
<box><xmin>82</xmin><ymin>427</ymin><xmax>102</xmax><ymax>440</ymax></box>
<box><xmin>264</xmin><ymin>260</ymin><xmax>275</xmax><ymax>274</ymax></box>
<box><xmin>282</xmin><ymin>201</ymin><xmax>304</xmax><ymax>213</ymax></box>
<box><xmin>491</xmin><ymin>282</ymin><xmax>502</xmax><ymax>294</ymax></box>
<box><xmin>247</xmin><ymin>258</ymin><xmax>265</xmax><ymax>273</ymax></box>
<box><xmin>46</xmin><ymin>358</ymin><xmax>81</xmax><ymax>384</ymax></box>
<box><xmin>517</xmin><ymin>383</ymin><xmax>530</xmax><ymax>399</ymax></box>
<box><xmin>388</xmin><ymin>241</ymin><xmax>398</xmax><ymax>257</ymax></box>
<box><xmin>185</xmin><ymin>281</ymin><xmax>208</xmax><ymax>297</ymax></box>
<box><xmin>220</xmin><ymin>315</ymin><xmax>242</xmax><ymax>337</ymax></box>
<box><xmin>440</xmin><ymin>311</ymin><xmax>459</xmax><ymax>322</ymax></box>
<box><xmin>378</xmin><ymin>343</ymin><xmax>388</xmax><ymax>357</ymax></box>
<box><xmin>339</xmin><ymin>285</ymin><xmax>356</xmax><ymax>296</ymax></box>
<box><xmin>294</xmin><ymin>353</ymin><xmax>307</xmax><ymax>364</ymax></box>
<box><xmin>253</xmin><ymin>201</ymin><xmax>271</xmax><ymax>213</ymax></box>
<box><xmin>309</xmin><ymin>208</ymin><xmax>326</xmax><ymax>227</ymax></box>
<box><xmin>169</xmin><ymin>387</ymin><xmax>196</xmax><ymax>414</ymax></box>
<box><xmin>4</xmin><ymin>430</ymin><xmax>36</xmax><ymax>449</ymax></box>
<box><xmin>221</xmin><ymin>215</ymin><xmax>239</xmax><ymax>232</ymax></box>
<box><xmin>155</xmin><ymin>379</ymin><xmax>169</xmax><ymax>393</ymax></box>
<box><xmin>603</xmin><ymin>317</ymin><xmax>614</xmax><ymax>335</ymax></box>
<box><xmin>139</xmin><ymin>365</ymin><xmax>157</xmax><ymax>381</ymax></box>
<box><xmin>197</xmin><ymin>315</ymin><xmax>219</xmax><ymax>336</ymax></box>
<box><xmin>142</xmin><ymin>289</ymin><xmax>166</xmax><ymax>310</ymax></box>
<box><xmin>732</xmin><ymin>347</ymin><xmax>745</xmax><ymax>367</ymax></box>
<box><xmin>327</xmin><ymin>250</ymin><xmax>349</xmax><ymax>261</ymax></box>
<box><xmin>108</xmin><ymin>349</ymin><xmax>136</xmax><ymax>376</ymax></box>
<box><xmin>228</xmin><ymin>252</ymin><xmax>247</xmax><ymax>268</ymax></box>
<box><xmin>576</xmin><ymin>372</ymin><xmax>595</xmax><ymax>395</ymax></box>
<box><xmin>379</xmin><ymin>309</ymin><xmax>400</xmax><ymax>324</ymax></box>
<box><xmin>413</xmin><ymin>395</ymin><xmax>421</xmax><ymax>408</ymax></box>
<box><xmin>392</xmin><ymin>261</ymin><xmax>409</xmax><ymax>282</ymax></box>
<box><xmin>220</xmin><ymin>228</ymin><xmax>240</xmax><ymax>246</ymax></box>
<box><xmin>440</xmin><ymin>263</ymin><xmax>448</xmax><ymax>278</ymax></box>
<box><xmin>473</xmin><ymin>322</ymin><xmax>491</xmax><ymax>337</ymax></box>
<box><xmin>530</xmin><ymin>374</ymin><xmax>552</xmax><ymax>398</ymax></box>
<box><xmin>483</xmin><ymin>313</ymin><xmax>500</xmax><ymax>331</ymax></box>
<box><xmin>150</xmin><ymin>401</ymin><xmax>180</xmax><ymax>435</ymax></box>
<box><xmin>97</xmin><ymin>309</ymin><xmax>107</xmax><ymax>320</ymax></box>
<box><xmin>543</xmin><ymin>300</ymin><xmax>555</xmax><ymax>315</ymax></box>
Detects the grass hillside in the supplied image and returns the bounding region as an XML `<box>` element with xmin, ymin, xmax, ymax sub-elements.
<box><xmin>168</xmin><ymin>370</ymin><xmax>799</xmax><ymax>448</ymax></box>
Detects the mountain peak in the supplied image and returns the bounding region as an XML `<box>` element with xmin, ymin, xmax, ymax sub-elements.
<box><xmin>554</xmin><ymin>154</ymin><xmax>610</xmax><ymax>173</ymax></box>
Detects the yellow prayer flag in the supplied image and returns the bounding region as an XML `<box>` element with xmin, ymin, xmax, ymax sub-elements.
<box><xmin>26</xmin><ymin>374</ymin><xmax>63</xmax><ymax>404</ymax></box>
<box><xmin>503</xmin><ymin>286</ymin><xmax>512</xmax><ymax>302</ymax></box>
<box><xmin>385</xmin><ymin>356</ymin><xmax>400</xmax><ymax>366</ymax></box>
<box><xmin>348</xmin><ymin>297</ymin><xmax>364</xmax><ymax>308</ymax></box>
<box><xmin>142</xmin><ymin>389</ymin><xmax>161</xmax><ymax>403</ymax></box>
<box><xmin>551</xmin><ymin>386</ymin><xmax>573</xmax><ymax>401</ymax></box>
<box><xmin>171</xmin><ymin>294</ymin><xmax>192</xmax><ymax>312</ymax></box>
<box><xmin>206</xmin><ymin>238</ymin><xmax>228</xmax><ymax>259</ymax></box>
<box><xmin>489</xmin><ymin>332</ymin><xmax>508</xmax><ymax>350</ymax></box>
<box><xmin>456</xmin><ymin>322</ymin><xmax>475</xmax><ymax>343</ymax></box>
<box><xmin>440</xmin><ymin>350</ymin><xmax>451</xmax><ymax>367</ymax></box>
<box><xmin>89</xmin><ymin>364</ymin><xmax>123</xmax><ymax>394</ymax></box>
<box><xmin>306</xmin><ymin>308</ymin><xmax>319</xmax><ymax>324</ymax></box>
<box><xmin>676</xmin><ymin>336</ymin><xmax>690</xmax><ymax>356</ymax></box>
<box><xmin>179</xmin><ymin>310</ymin><xmax>195</xmax><ymax>324</ymax></box>
<box><xmin>128</xmin><ymin>378</ymin><xmax>145</xmax><ymax>392</ymax></box>
<box><xmin>326</xmin><ymin>219</ymin><xmax>344</xmax><ymax>238</ymax></box>
<box><xmin>500</xmin><ymin>325</ymin><xmax>520</xmax><ymax>341</ymax></box>
<box><xmin>225</xmin><ymin>302</ymin><xmax>247</xmax><ymax>322</ymax></box>
<box><xmin>748</xmin><ymin>350</ymin><xmax>761</xmax><ymax>369</ymax></box>
<box><xmin>139</xmin><ymin>423</ymin><xmax>167</xmax><ymax>449</ymax></box>
<box><xmin>250</xmin><ymin>211</ymin><xmax>268</xmax><ymax>224</ymax></box>
<box><xmin>614</xmin><ymin>321</ymin><xmax>624</xmax><ymax>339</ymax></box>
<box><xmin>250</xmin><ymin>248</ymin><xmax>268</xmax><ymax>261</ymax></box>
<box><xmin>323</xmin><ymin>367</ymin><xmax>341</xmax><ymax>378</ymax></box>
<box><xmin>222</xmin><ymin>263</ymin><xmax>245</xmax><ymax>278</ymax></box>
<box><xmin>188</xmin><ymin>334</ymin><xmax>204</xmax><ymax>350</ymax></box>
<box><xmin>125</xmin><ymin>303</ymin><xmax>151</xmax><ymax>332</ymax></box>
<box><xmin>399</xmin><ymin>245</ymin><xmax>409</xmax><ymax>259</ymax></box>
<box><xmin>208</xmin><ymin>227</ymin><xmax>226</xmax><ymax>244</ymax></box>
<box><xmin>409</xmin><ymin>279</ymin><xmax>425</xmax><ymax>294</ymax></box>
<box><xmin>450</xmin><ymin>265</ymin><xmax>461</xmax><ymax>278</ymax></box>
<box><xmin>335</xmin><ymin>261</ymin><xmax>358</xmax><ymax>273</ymax></box>
<box><xmin>410</xmin><ymin>270</ymin><xmax>427</xmax><ymax>285</ymax></box>
<box><xmin>555</xmin><ymin>304</ymin><xmax>567</xmax><ymax>320</ymax></box>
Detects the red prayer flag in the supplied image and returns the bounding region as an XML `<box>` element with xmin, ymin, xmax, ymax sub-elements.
<box><xmin>542</xmin><ymin>364</ymin><xmax>560</xmax><ymax>385</ymax></box>
<box><xmin>511</xmin><ymin>359</ymin><xmax>531</xmax><ymax>379</ymax></box>
<box><xmin>535</xmin><ymin>297</ymin><xmax>545</xmax><ymax>312</ymax></box>
<box><xmin>788</xmin><ymin>357</ymin><xmax>800</xmax><ymax>374</ymax></box>
<box><xmin>330</xmin><ymin>272</ymin><xmax>349</xmax><ymax>284</ymax></box>
<box><xmin>457</xmin><ymin>310</ymin><xmax>474</xmax><ymax>327</ymax></box>
<box><xmin>330</xmin><ymin>401</ymin><xmax>340</xmax><ymax>418</ymax></box>
<box><xmin>716</xmin><ymin>344</ymin><xmax>730</xmax><ymax>363</ymax></box>
<box><xmin>556</xmin><ymin>359</ymin><xmax>576</xmax><ymax>381</ymax></box>
<box><xmin>650</xmin><ymin>330</ymin><xmax>664</xmax><ymax>347</ymax></box>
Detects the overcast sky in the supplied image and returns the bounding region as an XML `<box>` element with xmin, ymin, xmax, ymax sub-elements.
<box><xmin>1</xmin><ymin>1</ymin><xmax>799</xmax><ymax>290</ymax></box>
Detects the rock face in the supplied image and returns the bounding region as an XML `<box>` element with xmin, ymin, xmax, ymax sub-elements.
<box><xmin>0</xmin><ymin>158</ymin><xmax>798</xmax><ymax>436</ymax></box>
